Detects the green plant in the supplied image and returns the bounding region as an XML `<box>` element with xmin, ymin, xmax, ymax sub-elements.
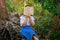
<box><xmin>44</xmin><ymin>0</ymin><xmax>60</xmax><ymax>18</ymax></box>
<box><xmin>49</xmin><ymin>30</ymin><xmax>60</xmax><ymax>40</ymax></box>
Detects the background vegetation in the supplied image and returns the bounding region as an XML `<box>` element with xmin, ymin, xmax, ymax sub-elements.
<box><xmin>5</xmin><ymin>0</ymin><xmax>60</xmax><ymax>40</ymax></box>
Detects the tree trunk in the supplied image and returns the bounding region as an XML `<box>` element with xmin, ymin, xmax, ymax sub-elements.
<box><xmin>41</xmin><ymin>0</ymin><xmax>44</xmax><ymax>7</ymax></box>
<box><xmin>0</xmin><ymin>0</ymin><xmax>9</xmax><ymax>20</ymax></box>
<box><xmin>0</xmin><ymin>0</ymin><xmax>9</xmax><ymax>28</ymax></box>
<box><xmin>41</xmin><ymin>0</ymin><xmax>45</xmax><ymax>15</ymax></box>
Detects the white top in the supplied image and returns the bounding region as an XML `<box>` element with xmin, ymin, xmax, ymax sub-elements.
<box><xmin>20</xmin><ymin>15</ymin><xmax>35</xmax><ymax>26</ymax></box>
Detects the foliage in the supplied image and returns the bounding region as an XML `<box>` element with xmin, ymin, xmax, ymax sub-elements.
<box><xmin>35</xmin><ymin>10</ymin><xmax>55</xmax><ymax>33</ymax></box>
<box><xmin>5</xmin><ymin>0</ymin><xmax>13</xmax><ymax>12</ymax></box>
<box><xmin>34</xmin><ymin>3</ymin><xmax>42</xmax><ymax>15</ymax></box>
<box><xmin>44</xmin><ymin>0</ymin><xmax>60</xmax><ymax>17</ymax></box>
<box><xmin>34</xmin><ymin>9</ymin><xmax>60</xmax><ymax>40</ymax></box>
<box><xmin>5</xmin><ymin>0</ymin><xmax>24</xmax><ymax>13</ymax></box>
<box><xmin>49</xmin><ymin>30</ymin><xmax>60</xmax><ymax>40</ymax></box>
<box><xmin>5</xmin><ymin>0</ymin><xmax>60</xmax><ymax>40</ymax></box>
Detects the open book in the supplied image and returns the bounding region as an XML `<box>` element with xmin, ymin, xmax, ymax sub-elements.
<box><xmin>24</xmin><ymin>7</ymin><xmax>34</xmax><ymax>15</ymax></box>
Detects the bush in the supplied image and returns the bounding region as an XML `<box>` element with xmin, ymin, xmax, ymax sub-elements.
<box><xmin>49</xmin><ymin>30</ymin><xmax>60</xmax><ymax>40</ymax></box>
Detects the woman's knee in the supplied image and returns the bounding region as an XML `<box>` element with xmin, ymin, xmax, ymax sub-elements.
<box><xmin>32</xmin><ymin>36</ymin><xmax>39</xmax><ymax>40</ymax></box>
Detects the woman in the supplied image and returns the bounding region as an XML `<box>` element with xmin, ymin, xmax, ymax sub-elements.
<box><xmin>20</xmin><ymin>5</ymin><xmax>39</xmax><ymax>40</ymax></box>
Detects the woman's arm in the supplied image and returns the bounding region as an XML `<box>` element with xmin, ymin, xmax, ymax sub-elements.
<box><xmin>29</xmin><ymin>16</ymin><xmax>35</xmax><ymax>26</ymax></box>
<box><xmin>22</xmin><ymin>16</ymin><xmax>28</xmax><ymax>26</ymax></box>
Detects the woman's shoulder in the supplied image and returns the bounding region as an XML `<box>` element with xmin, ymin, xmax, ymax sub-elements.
<box><xmin>20</xmin><ymin>15</ymin><xmax>24</xmax><ymax>19</ymax></box>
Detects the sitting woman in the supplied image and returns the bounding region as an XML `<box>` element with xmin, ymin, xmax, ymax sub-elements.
<box><xmin>20</xmin><ymin>5</ymin><xmax>39</xmax><ymax>40</ymax></box>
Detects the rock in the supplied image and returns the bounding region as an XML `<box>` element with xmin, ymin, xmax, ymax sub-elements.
<box><xmin>4</xmin><ymin>13</ymin><xmax>23</xmax><ymax>40</ymax></box>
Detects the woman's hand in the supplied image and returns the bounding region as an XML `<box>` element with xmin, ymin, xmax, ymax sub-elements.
<box><xmin>26</xmin><ymin>12</ymin><xmax>31</xmax><ymax>17</ymax></box>
<box><xmin>29</xmin><ymin>16</ymin><xmax>35</xmax><ymax>26</ymax></box>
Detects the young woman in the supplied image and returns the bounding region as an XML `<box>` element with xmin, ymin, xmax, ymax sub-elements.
<box><xmin>20</xmin><ymin>5</ymin><xmax>39</xmax><ymax>40</ymax></box>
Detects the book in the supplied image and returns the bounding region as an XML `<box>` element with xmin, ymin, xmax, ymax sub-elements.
<box><xmin>24</xmin><ymin>6</ymin><xmax>34</xmax><ymax>16</ymax></box>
